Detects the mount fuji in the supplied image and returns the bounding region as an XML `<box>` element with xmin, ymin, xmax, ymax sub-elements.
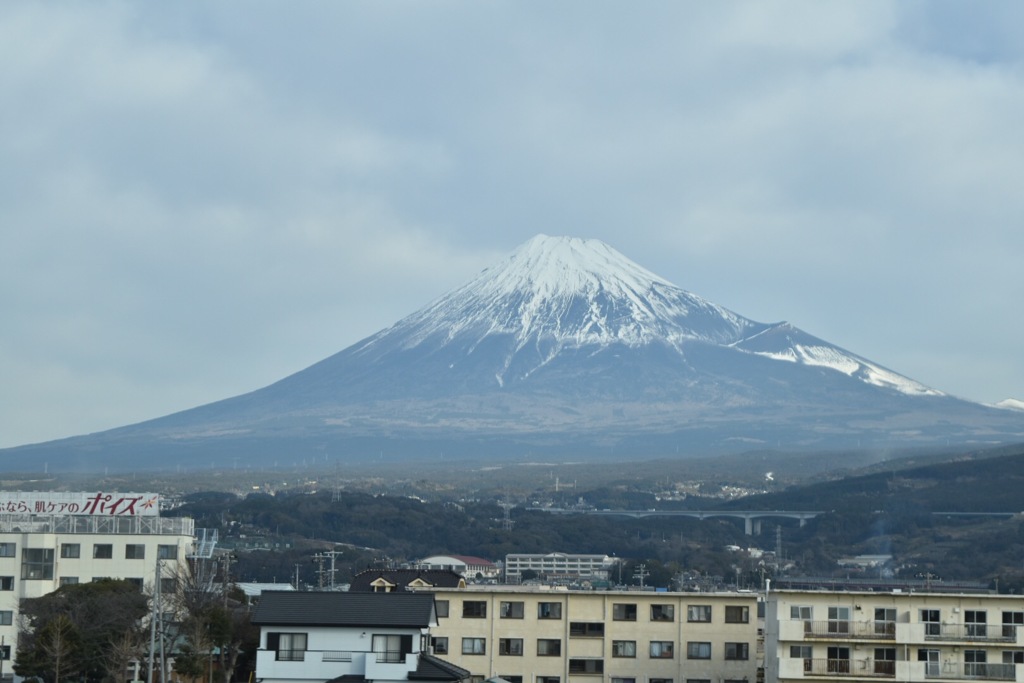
<box><xmin>5</xmin><ymin>235</ymin><xmax>1023</xmax><ymax>470</ymax></box>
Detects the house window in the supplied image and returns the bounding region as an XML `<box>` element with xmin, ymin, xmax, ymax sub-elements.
<box><xmin>570</xmin><ymin>622</ymin><xmax>604</xmax><ymax>637</ymax></box>
<box><xmin>93</xmin><ymin>544</ymin><xmax>113</xmax><ymax>559</ymax></box>
<box><xmin>568</xmin><ymin>659</ymin><xmax>603</xmax><ymax>674</ymax></box>
<box><xmin>651</xmin><ymin>604</ymin><xmax>674</xmax><ymax>621</ymax></box>
<box><xmin>0</xmin><ymin>543</ymin><xmax>14</xmax><ymax>558</ymax></box>
<box><xmin>874</xmin><ymin>648</ymin><xmax>896</xmax><ymax>676</ymax></box>
<box><xmin>688</xmin><ymin>604</ymin><xmax>712</xmax><ymax>622</ymax></box>
<box><xmin>0</xmin><ymin>577</ymin><xmax>12</xmax><ymax>591</ymax></box>
<box><xmin>725</xmin><ymin>606</ymin><xmax>749</xmax><ymax>623</ymax></box>
<box><xmin>613</xmin><ymin>603</ymin><xmax>637</xmax><ymax>621</ymax></box>
<box><xmin>60</xmin><ymin>576</ymin><xmax>79</xmax><ymax>586</ymax></box>
<box><xmin>791</xmin><ymin>645</ymin><xmax>813</xmax><ymax>672</ymax></box>
<box><xmin>687</xmin><ymin>642</ymin><xmax>711</xmax><ymax>659</ymax></box>
<box><xmin>538</xmin><ymin>601</ymin><xmax>562</xmax><ymax>619</ymax></box>
<box><xmin>921</xmin><ymin>609</ymin><xmax>940</xmax><ymax>636</ymax></box>
<box><xmin>875</xmin><ymin>608</ymin><xmax>896</xmax><ymax>635</ymax></box>
<box><xmin>267</xmin><ymin>632</ymin><xmax>307</xmax><ymax>662</ymax></box>
<box><xmin>125</xmin><ymin>544</ymin><xmax>146</xmax><ymax>560</ymax></box>
<box><xmin>725</xmin><ymin>642</ymin><xmax>749</xmax><ymax>660</ymax></box>
<box><xmin>0</xmin><ymin>612</ymin><xmax>12</xmax><ymax>626</ymax></box>
<box><xmin>650</xmin><ymin>641</ymin><xmax>674</xmax><ymax>659</ymax></box>
<box><xmin>431</xmin><ymin>637</ymin><xmax>448</xmax><ymax>655</ymax></box>
<box><xmin>463</xmin><ymin>600</ymin><xmax>487</xmax><ymax>618</ymax></box>
<box><xmin>21</xmin><ymin>548</ymin><xmax>54</xmax><ymax>580</ymax></box>
<box><xmin>966</xmin><ymin>610</ymin><xmax>987</xmax><ymax>637</ymax></box>
<box><xmin>462</xmin><ymin>638</ymin><xmax>486</xmax><ymax>655</ymax></box>
<box><xmin>500</xmin><ymin>601</ymin><xmax>524</xmax><ymax>618</ymax></box>
<box><xmin>612</xmin><ymin>641</ymin><xmax>636</xmax><ymax>658</ymax></box>
<box><xmin>435</xmin><ymin>599</ymin><xmax>449</xmax><ymax>618</ymax></box>
<box><xmin>537</xmin><ymin>639</ymin><xmax>561</xmax><ymax>656</ymax></box>
<box><xmin>499</xmin><ymin>638</ymin><xmax>523</xmax><ymax>656</ymax></box>
<box><xmin>60</xmin><ymin>543</ymin><xmax>80</xmax><ymax>559</ymax></box>
<box><xmin>157</xmin><ymin>544</ymin><xmax>178</xmax><ymax>560</ymax></box>
<box><xmin>372</xmin><ymin>634</ymin><xmax>412</xmax><ymax>663</ymax></box>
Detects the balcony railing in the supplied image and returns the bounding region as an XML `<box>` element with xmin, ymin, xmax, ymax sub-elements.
<box><xmin>923</xmin><ymin>662</ymin><xmax>1016</xmax><ymax>680</ymax></box>
<box><xmin>804</xmin><ymin>658</ymin><xmax>894</xmax><ymax>677</ymax></box>
<box><xmin>803</xmin><ymin>620</ymin><xmax>896</xmax><ymax>640</ymax></box>
<box><xmin>923</xmin><ymin>623</ymin><xmax>1017</xmax><ymax>642</ymax></box>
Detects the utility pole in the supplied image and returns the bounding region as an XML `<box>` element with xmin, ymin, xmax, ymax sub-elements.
<box><xmin>633</xmin><ymin>563</ymin><xmax>649</xmax><ymax>589</ymax></box>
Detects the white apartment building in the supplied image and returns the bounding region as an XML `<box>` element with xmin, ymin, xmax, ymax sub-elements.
<box><xmin>0</xmin><ymin>491</ymin><xmax>198</xmax><ymax>676</ymax></box>
<box><xmin>422</xmin><ymin>585</ymin><xmax>761</xmax><ymax>683</ymax></box>
<box><xmin>765</xmin><ymin>588</ymin><xmax>1024</xmax><ymax>682</ymax></box>
<box><xmin>504</xmin><ymin>553</ymin><xmax>619</xmax><ymax>583</ymax></box>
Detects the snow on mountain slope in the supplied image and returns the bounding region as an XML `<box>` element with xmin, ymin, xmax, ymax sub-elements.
<box><xmin>351</xmin><ymin>235</ymin><xmax>939</xmax><ymax>396</ymax></box>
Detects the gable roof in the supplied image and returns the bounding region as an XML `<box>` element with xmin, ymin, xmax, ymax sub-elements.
<box><xmin>349</xmin><ymin>569</ymin><xmax>466</xmax><ymax>592</ymax></box>
<box><xmin>409</xmin><ymin>653</ymin><xmax>471</xmax><ymax>681</ymax></box>
<box><xmin>251</xmin><ymin>591</ymin><xmax>435</xmax><ymax>628</ymax></box>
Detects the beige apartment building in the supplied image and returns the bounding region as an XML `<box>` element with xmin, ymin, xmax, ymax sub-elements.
<box><xmin>765</xmin><ymin>588</ymin><xmax>1024</xmax><ymax>682</ymax></box>
<box><xmin>420</xmin><ymin>585</ymin><xmax>761</xmax><ymax>683</ymax></box>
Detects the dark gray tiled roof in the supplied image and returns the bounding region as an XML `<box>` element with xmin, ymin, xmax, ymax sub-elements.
<box><xmin>409</xmin><ymin>653</ymin><xmax>471</xmax><ymax>681</ymax></box>
<box><xmin>349</xmin><ymin>569</ymin><xmax>465</xmax><ymax>592</ymax></box>
<box><xmin>251</xmin><ymin>591</ymin><xmax>435</xmax><ymax>628</ymax></box>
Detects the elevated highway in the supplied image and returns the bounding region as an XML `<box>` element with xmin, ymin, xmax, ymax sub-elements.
<box><xmin>533</xmin><ymin>507</ymin><xmax>825</xmax><ymax>535</ymax></box>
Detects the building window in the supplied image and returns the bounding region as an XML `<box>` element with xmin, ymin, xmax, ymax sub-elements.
<box><xmin>650</xmin><ymin>679</ymin><xmax>673</xmax><ymax>683</ymax></box>
<box><xmin>1003</xmin><ymin>611</ymin><xmax>1024</xmax><ymax>638</ymax></box>
<box><xmin>827</xmin><ymin>646</ymin><xmax>851</xmax><ymax>673</ymax></box>
<box><xmin>725</xmin><ymin>606</ymin><xmax>749</xmax><ymax>623</ymax></box>
<box><xmin>125</xmin><ymin>544</ymin><xmax>146</xmax><ymax>560</ymax></box>
<box><xmin>0</xmin><ymin>543</ymin><xmax>14</xmax><ymax>558</ymax></box>
<box><xmin>60</xmin><ymin>576</ymin><xmax>79</xmax><ymax>586</ymax></box>
<box><xmin>435</xmin><ymin>599</ymin><xmax>449</xmax><ymax>618</ymax></box>
<box><xmin>687</xmin><ymin>642</ymin><xmax>711</xmax><ymax>659</ymax></box>
<box><xmin>157</xmin><ymin>544</ymin><xmax>178</xmax><ymax>560</ymax></box>
<box><xmin>463</xmin><ymin>600</ymin><xmax>487</xmax><ymax>618</ymax></box>
<box><xmin>828</xmin><ymin>606</ymin><xmax>851</xmax><ymax>634</ymax></box>
<box><xmin>501</xmin><ymin>677</ymin><xmax>523</xmax><ymax>683</ymax></box>
<box><xmin>919</xmin><ymin>649</ymin><xmax>940</xmax><ymax>677</ymax></box>
<box><xmin>921</xmin><ymin>609</ymin><xmax>940</xmax><ymax>636</ymax></box>
<box><xmin>688</xmin><ymin>605</ymin><xmax>712</xmax><ymax>622</ymax></box>
<box><xmin>537</xmin><ymin>678</ymin><xmax>560</xmax><ymax>683</ymax></box>
<box><xmin>965</xmin><ymin>649</ymin><xmax>987</xmax><ymax>677</ymax></box>
<box><xmin>651</xmin><ymin>604</ymin><xmax>674</xmax><ymax>621</ymax></box>
<box><xmin>570</xmin><ymin>622</ymin><xmax>604</xmax><ymax>637</ymax></box>
<box><xmin>500</xmin><ymin>601</ymin><xmax>524</xmax><ymax>618</ymax></box>
<box><xmin>537</xmin><ymin>639</ymin><xmax>561</xmax><ymax>656</ymax></box>
<box><xmin>0</xmin><ymin>577</ymin><xmax>12</xmax><ymax>591</ymax></box>
<box><xmin>1002</xmin><ymin>651</ymin><xmax>1024</xmax><ymax>665</ymax></box>
<box><xmin>875</xmin><ymin>608</ymin><xmax>896</xmax><ymax>635</ymax></box>
<box><xmin>267</xmin><ymin>632</ymin><xmax>307</xmax><ymax>662</ymax></box>
<box><xmin>791</xmin><ymin>645</ymin><xmax>813</xmax><ymax>671</ymax></box>
<box><xmin>431</xmin><ymin>637</ymin><xmax>448</xmax><ymax>655</ymax></box>
<box><xmin>874</xmin><ymin>648</ymin><xmax>896</xmax><ymax>676</ymax></box>
<box><xmin>613</xmin><ymin>603</ymin><xmax>637</xmax><ymax>621</ymax></box>
<box><xmin>93</xmin><ymin>544</ymin><xmax>113</xmax><ymax>559</ymax></box>
<box><xmin>21</xmin><ymin>548</ymin><xmax>54</xmax><ymax>580</ymax></box>
<box><xmin>725</xmin><ymin>642</ymin><xmax>749</xmax><ymax>660</ymax></box>
<box><xmin>0</xmin><ymin>612</ymin><xmax>12</xmax><ymax>626</ymax></box>
<box><xmin>612</xmin><ymin>641</ymin><xmax>636</xmax><ymax>658</ymax></box>
<box><xmin>568</xmin><ymin>659</ymin><xmax>603</xmax><ymax>674</ymax></box>
<box><xmin>60</xmin><ymin>543</ymin><xmax>80</xmax><ymax>559</ymax></box>
<box><xmin>160</xmin><ymin>577</ymin><xmax>175</xmax><ymax>595</ymax></box>
<box><xmin>462</xmin><ymin>638</ymin><xmax>486</xmax><ymax>655</ymax></box>
<box><xmin>499</xmin><ymin>638</ymin><xmax>523</xmax><ymax>656</ymax></box>
<box><xmin>650</xmin><ymin>641</ymin><xmax>674</xmax><ymax>659</ymax></box>
<box><xmin>612</xmin><ymin>679</ymin><xmax>636</xmax><ymax>683</ymax></box>
<box><xmin>686</xmin><ymin>680</ymin><xmax>711</xmax><ymax>683</ymax></box>
<box><xmin>966</xmin><ymin>610</ymin><xmax>987</xmax><ymax>638</ymax></box>
<box><xmin>126</xmin><ymin>578</ymin><xmax>144</xmax><ymax>589</ymax></box>
<box><xmin>538</xmin><ymin>601</ymin><xmax>562</xmax><ymax>619</ymax></box>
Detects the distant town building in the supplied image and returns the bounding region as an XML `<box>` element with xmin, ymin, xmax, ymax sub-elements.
<box><xmin>503</xmin><ymin>552</ymin><xmax>619</xmax><ymax>583</ymax></box>
<box><xmin>417</xmin><ymin>554</ymin><xmax>501</xmax><ymax>581</ymax></box>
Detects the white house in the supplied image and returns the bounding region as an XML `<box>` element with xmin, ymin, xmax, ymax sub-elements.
<box><xmin>252</xmin><ymin>591</ymin><xmax>470</xmax><ymax>683</ymax></box>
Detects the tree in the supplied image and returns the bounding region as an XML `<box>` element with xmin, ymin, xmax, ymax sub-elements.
<box><xmin>15</xmin><ymin>579</ymin><xmax>149</xmax><ymax>683</ymax></box>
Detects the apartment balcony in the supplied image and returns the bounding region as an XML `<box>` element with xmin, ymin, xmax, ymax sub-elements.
<box><xmin>921</xmin><ymin>624</ymin><xmax>1018</xmax><ymax>644</ymax></box>
<box><xmin>801</xmin><ymin>658</ymin><xmax>895</xmax><ymax>678</ymax></box>
<box><xmin>798</xmin><ymin>620</ymin><xmax>897</xmax><ymax>640</ymax></box>
<box><xmin>922</xmin><ymin>662</ymin><xmax>1017</xmax><ymax>681</ymax></box>
<box><xmin>255</xmin><ymin>648</ymin><xmax>415</xmax><ymax>681</ymax></box>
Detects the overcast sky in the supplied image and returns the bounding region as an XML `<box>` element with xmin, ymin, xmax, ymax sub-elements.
<box><xmin>2</xmin><ymin>2</ymin><xmax>1023</xmax><ymax>450</ymax></box>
